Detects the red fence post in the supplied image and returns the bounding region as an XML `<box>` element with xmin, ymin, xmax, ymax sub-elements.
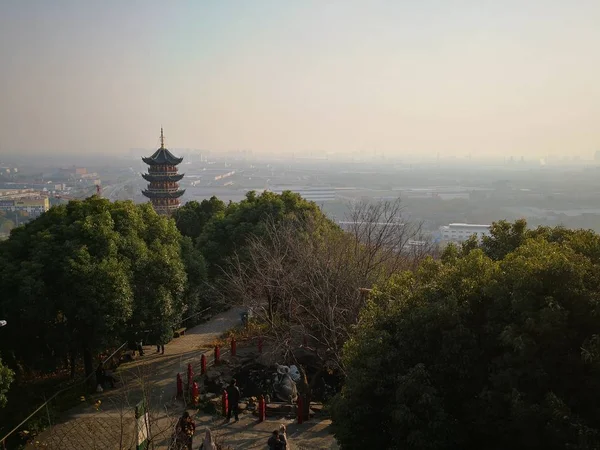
<box><xmin>231</xmin><ymin>338</ymin><xmax>237</xmax><ymax>357</ymax></box>
<box><xmin>192</xmin><ymin>382</ymin><xmax>200</xmax><ymax>406</ymax></box>
<box><xmin>258</xmin><ymin>395</ymin><xmax>266</xmax><ymax>422</ymax></box>
<box><xmin>214</xmin><ymin>346</ymin><xmax>220</xmax><ymax>365</ymax></box>
<box><xmin>176</xmin><ymin>373</ymin><xmax>183</xmax><ymax>398</ymax></box>
<box><xmin>297</xmin><ymin>395</ymin><xmax>304</xmax><ymax>424</ymax></box>
<box><xmin>187</xmin><ymin>363</ymin><xmax>193</xmax><ymax>391</ymax></box>
<box><xmin>200</xmin><ymin>353</ymin><xmax>207</xmax><ymax>375</ymax></box>
<box><xmin>258</xmin><ymin>337</ymin><xmax>263</xmax><ymax>354</ymax></box>
<box><xmin>222</xmin><ymin>389</ymin><xmax>229</xmax><ymax>417</ymax></box>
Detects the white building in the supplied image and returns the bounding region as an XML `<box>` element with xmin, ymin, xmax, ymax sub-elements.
<box><xmin>440</xmin><ymin>223</ymin><xmax>491</xmax><ymax>243</ymax></box>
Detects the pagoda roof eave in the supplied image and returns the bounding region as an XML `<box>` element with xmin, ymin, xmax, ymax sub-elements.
<box><xmin>141</xmin><ymin>189</ymin><xmax>186</xmax><ymax>199</ymax></box>
<box><xmin>141</xmin><ymin>173</ymin><xmax>185</xmax><ymax>182</ymax></box>
<box><xmin>142</xmin><ymin>148</ymin><xmax>184</xmax><ymax>166</ymax></box>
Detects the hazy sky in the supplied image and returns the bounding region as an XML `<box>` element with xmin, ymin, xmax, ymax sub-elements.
<box><xmin>1</xmin><ymin>0</ymin><xmax>599</xmax><ymax>158</ymax></box>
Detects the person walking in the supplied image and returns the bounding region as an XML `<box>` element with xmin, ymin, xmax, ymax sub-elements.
<box><xmin>225</xmin><ymin>378</ymin><xmax>241</xmax><ymax>423</ymax></box>
<box><xmin>156</xmin><ymin>343</ymin><xmax>165</xmax><ymax>354</ymax></box>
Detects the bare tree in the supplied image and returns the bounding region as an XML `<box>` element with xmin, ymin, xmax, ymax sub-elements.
<box><xmin>224</xmin><ymin>199</ymin><xmax>434</xmax><ymax>373</ymax></box>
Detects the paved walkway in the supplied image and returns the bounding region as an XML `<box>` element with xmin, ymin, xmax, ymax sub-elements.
<box><xmin>30</xmin><ymin>308</ymin><xmax>244</xmax><ymax>450</ymax></box>
<box><xmin>29</xmin><ymin>308</ymin><xmax>338</xmax><ymax>449</ymax></box>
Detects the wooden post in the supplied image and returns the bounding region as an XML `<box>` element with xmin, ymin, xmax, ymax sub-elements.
<box><xmin>176</xmin><ymin>373</ymin><xmax>183</xmax><ymax>398</ymax></box>
<box><xmin>187</xmin><ymin>363</ymin><xmax>193</xmax><ymax>391</ymax></box>
<box><xmin>297</xmin><ymin>395</ymin><xmax>303</xmax><ymax>424</ymax></box>
<box><xmin>200</xmin><ymin>353</ymin><xmax>207</xmax><ymax>375</ymax></box>
<box><xmin>258</xmin><ymin>395</ymin><xmax>266</xmax><ymax>422</ymax></box>
<box><xmin>231</xmin><ymin>338</ymin><xmax>237</xmax><ymax>357</ymax></box>
<box><xmin>222</xmin><ymin>389</ymin><xmax>228</xmax><ymax>417</ymax></box>
<box><xmin>192</xmin><ymin>382</ymin><xmax>200</xmax><ymax>406</ymax></box>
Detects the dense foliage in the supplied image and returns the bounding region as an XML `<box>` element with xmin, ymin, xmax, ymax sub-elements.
<box><xmin>197</xmin><ymin>190</ymin><xmax>325</xmax><ymax>278</ymax></box>
<box><xmin>0</xmin><ymin>190</ymin><xmax>326</xmax><ymax>409</ymax></box>
<box><xmin>331</xmin><ymin>222</ymin><xmax>600</xmax><ymax>449</ymax></box>
<box><xmin>0</xmin><ymin>197</ymin><xmax>187</xmax><ymax>380</ymax></box>
<box><xmin>171</xmin><ymin>196</ymin><xmax>226</xmax><ymax>241</ymax></box>
<box><xmin>0</xmin><ymin>359</ymin><xmax>13</xmax><ymax>408</ymax></box>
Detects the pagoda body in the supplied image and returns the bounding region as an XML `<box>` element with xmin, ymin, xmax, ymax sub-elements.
<box><xmin>141</xmin><ymin>129</ymin><xmax>185</xmax><ymax>215</ymax></box>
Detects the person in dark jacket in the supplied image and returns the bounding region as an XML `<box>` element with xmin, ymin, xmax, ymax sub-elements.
<box><xmin>267</xmin><ymin>430</ymin><xmax>282</xmax><ymax>450</ymax></box>
<box><xmin>176</xmin><ymin>411</ymin><xmax>196</xmax><ymax>450</ymax></box>
<box><xmin>95</xmin><ymin>362</ymin><xmax>116</xmax><ymax>388</ymax></box>
<box><xmin>225</xmin><ymin>378</ymin><xmax>241</xmax><ymax>422</ymax></box>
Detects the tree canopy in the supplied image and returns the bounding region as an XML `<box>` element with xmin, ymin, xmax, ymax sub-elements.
<box><xmin>0</xmin><ymin>359</ymin><xmax>13</xmax><ymax>408</ymax></box>
<box><xmin>171</xmin><ymin>196</ymin><xmax>226</xmax><ymax>241</ymax></box>
<box><xmin>0</xmin><ymin>197</ymin><xmax>186</xmax><ymax>379</ymax></box>
<box><xmin>332</xmin><ymin>223</ymin><xmax>600</xmax><ymax>449</ymax></box>
<box><xmin>198</xmin><ymin>190</ymin><xmax>329</xmax><ymax>280</ymax></box>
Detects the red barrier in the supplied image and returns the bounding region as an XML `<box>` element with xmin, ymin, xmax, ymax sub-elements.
<box><xmin>187</xmin><ymin>363</ymin><xmax>193</xmax><ymax>390</ymax></box>
<box><xmin>200</xmin><ymin>353</ymin><xmax>207</xmax><ymax>375</ymax></box>
<box><xmin>176</xmin><ymin>373</ymin><xmax>183</xmax><ymax>398</ymax></box>
<box><xmin>214</xmin><ymin>346</ymin><xmax>220</xmax><ymax>364</ymax></box>
<box><xmin>192</xmin><ymin>382</ymin><xmax>200</xmax><ymax>406</ymax></box>
<box><xmin>258</xmin><ymin>337</ymin><xmax>263</xmax><ymax>354</ymax></box>
<box><xmin>297</xmin><ymin>395</ymin><xmax>303</xmax><ymax>424</ymax></box>
<box><xmin>258</xmin><ymin>395</ymin><xmax>266</xmax><ymax>422</ymax></box>
<box><xmin>231</xmin><ymin>338</ymin><xmax>237</xmax><ymax>357</ymax></box>
<box><xmin>222</xmin><ymin>389</ymin><xmax>228</xmax><ymax>417</ymax></box>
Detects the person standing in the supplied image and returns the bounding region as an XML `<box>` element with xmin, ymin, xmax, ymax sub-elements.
<box><xmin>156</xmin><ymin>343</ymin><xmax>165</xmax><ymax>354</ymax></box>
<box><xmin>225</xmin><ymin>378</ymin><xmax>241</xmax><ymax>422</ymax></box>
<box><xmin>176</xmin><ymin>411</ymin><xmax>196</xmax><ymax>450</ymax></box>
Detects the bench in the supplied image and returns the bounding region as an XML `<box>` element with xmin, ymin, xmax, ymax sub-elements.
<box><xmin>174</xmin><ymin>328</ymin><xmax>187</xmax><ymax>338</ymax></box>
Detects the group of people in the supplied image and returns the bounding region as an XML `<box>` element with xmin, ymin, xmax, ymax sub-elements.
<box><xmin>172</xmin><ymin>377</ymin><xmax>290</xmax><ymax>449</ymax></box>
<box><xmin>131</xmin><ymin>337</ymin><xmax>166</xmax><ymax>357</ymax></box>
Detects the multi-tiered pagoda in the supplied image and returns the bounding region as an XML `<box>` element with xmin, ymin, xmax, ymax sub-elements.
<box><xmin>141</xmin><ymin>128</ymin><xmax>185</xmax><ymax>215</ymax></box>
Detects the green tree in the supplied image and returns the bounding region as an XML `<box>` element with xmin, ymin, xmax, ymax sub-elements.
<box><xmin>171</xmin><ymin>196</ymin><xmax>225</xmax><ymax>241</ymax></box>
<box><xmin>0</xmin><ymin>358</ymin><xmax>13</xmax><ymax>408</ymax></box>
<box><xmin>180</xmin><ymin>236</ymin><xmax>208</xmax><ymax>318</ymax></box>
<box><xmin>199</xmin><ymin>190</ymin><xmax>325</xmax><ymax>280</ymax></box>
<box><xmin>480</xmin><ymin>218</ymin><xmax>528</xmax><ymax>260</ymax></box>
<box><xmin>0</xmin><ymin>197</ymin><xmax>186</xmax><ymax>380</ymax></box>
<box><xmin>332</xmin><ymin>225</ymin><xmax>600</xmax><ymax>449</ymax></box>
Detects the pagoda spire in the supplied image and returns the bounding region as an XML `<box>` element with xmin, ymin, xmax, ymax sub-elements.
<box><xmin>160</xmin><ymin>127</ymin><xmax>165</xmax><ymax>149</ymax></box>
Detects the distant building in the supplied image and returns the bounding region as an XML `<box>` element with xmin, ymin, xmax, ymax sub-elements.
<box><xmin>267</xmin><ymin>186</ymin><xmax>336</xmax><ymax>202</ymax></box>
<box><xmin>0</xmin><ymin>188</ymin><xmax>39</xmax><ymax>199</ymax></box>
<box><xmin>59</xmin><ymin>166</ymin><xmax>87</xmax><ymax>178</ymax></box>
<box><xmin>0</xmin><ymin>198</ymin><xmax>50</xmax><ymax>217</ymax></box>
<box><xmin>440</xmin><ymin>223</ymin><xmax>491</xmax><ymax>243</ymax></box>
<box><xmin>141</xmin><ymin>128</ymin><xmax>185</xmax><ymax>215</ymax></box>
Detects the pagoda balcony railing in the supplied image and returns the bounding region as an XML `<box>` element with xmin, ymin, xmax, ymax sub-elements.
<box><xmin>146</xmin><ymin>188</ymin><xmax>182</xmax><ymax>194</ymax></box>
<box><xmin>148</xmin><ymin>167</ymin><xmax>178</xmax><ymax>173</ymax></box>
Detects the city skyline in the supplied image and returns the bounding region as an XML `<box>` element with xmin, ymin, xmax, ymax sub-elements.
<box><xmin>1</xmin><ymin>0</ymin><xmax>599</xmax><ymax>158</ymax></box>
